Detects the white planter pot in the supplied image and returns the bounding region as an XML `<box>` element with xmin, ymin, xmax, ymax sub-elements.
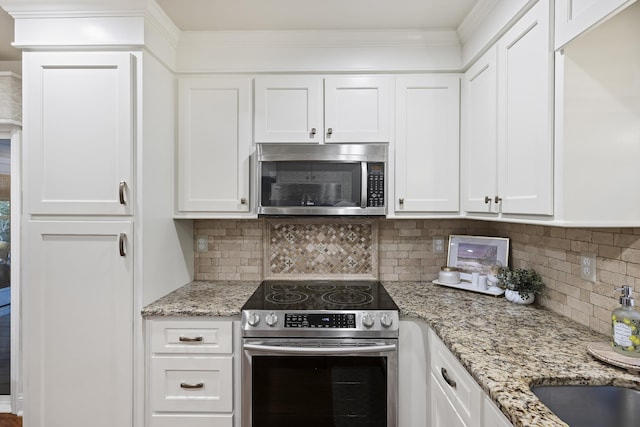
<box><xmin>505</xmin><ymin>289</ymin><xmax>535</xmax><ymax>305</ymax></box>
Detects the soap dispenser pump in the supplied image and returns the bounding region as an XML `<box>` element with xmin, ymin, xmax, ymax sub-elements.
<box><xmin>612</xmin><ymin>285</ymin><xmax>640</xmax><ymax>358</ymax></box>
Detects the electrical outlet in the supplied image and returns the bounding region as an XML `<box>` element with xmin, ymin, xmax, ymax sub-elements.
<box><xmin>433</xmin><ymin>236</ymin><xmax>445</xmax><ymax>254</ymax></box>
<box><xmin>580</xmin><ymin>252</ymin><xmax>596</xmax><ymax>282</ymax></box>
<box><xmin>196</xmin><ymin>235</ymin><xmax>209</xmax><ymax>252</ymax></box>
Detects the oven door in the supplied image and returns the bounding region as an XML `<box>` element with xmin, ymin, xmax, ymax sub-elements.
<box><xmin>242</xmin><ymin>338</ymin><xmax>398</xmax><ymax>427</ymax></box>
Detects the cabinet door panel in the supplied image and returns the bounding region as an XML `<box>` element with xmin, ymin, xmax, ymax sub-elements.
<box><xmin>431</xmin><ymin>373</ymin><xmax>468</xmax><ymax>427</ymax></box>
<box><xmin>24</xmin><ymin>221</ymin><xmax>133</xmax><ymax>427</ymax></box>
<box><xmin>254</xmin><ymin>76</ymin><xmax>322</xmax><ymax>143</ymax></box>
<box><xmin>395</xmin><ymin>75</ymin><xmax>459</xmax><ymax>213</ymax></box>
<box><xmin>497</xmin><ymin>0</ymin><xmax>553</xmax><ymax>215</ymax></box>
<box><xmin>25</xmin><ymin>52</ymin><xmax>134</xmax><ymax>215</ymax></box>
<box><xmin>461</xmin><ymin>48</ymin><xmax>498</xmax><ymax>213</ymax></box>
<box><xmin>178</xmin><ymin>78</ymin><xmax>252</xmax><ymax>212</ymax></box>
<box><xmin>324</xmin><ymin>76</ymin><xmax>390</xmax><ymax>143</ymax></box>
<box><xmin>151</xmin><ymin>357</ymin><xmax>233</xmax><ymax>412</ymax></box>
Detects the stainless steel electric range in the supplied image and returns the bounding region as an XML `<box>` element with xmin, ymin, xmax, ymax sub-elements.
<box><xmin>241</xmin><ymin>280</ymin><xmax>400</xmax><ymax>427</ymax></box>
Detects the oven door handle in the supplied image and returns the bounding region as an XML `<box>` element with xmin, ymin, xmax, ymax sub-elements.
<box><xmin>243</xmin><ymin>343</ymin><xmax>397</xmax><ymax>354</ymax></box>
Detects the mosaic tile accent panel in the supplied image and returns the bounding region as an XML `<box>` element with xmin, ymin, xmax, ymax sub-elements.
<box><xmin>265</xmin><ymin>218</ymin><xmax>378</xmax><ymax>279</ymax></box>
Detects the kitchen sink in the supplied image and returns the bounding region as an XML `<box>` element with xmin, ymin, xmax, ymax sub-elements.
<box><xmin>531</xmin><ymin>385</ymin><xmax>640</xmax><ymax>427</ymax></box>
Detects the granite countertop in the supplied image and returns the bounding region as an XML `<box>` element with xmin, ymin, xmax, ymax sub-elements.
<box><xmin>142</xmin><ymin>280</ymin><xmax>640</xmax><ymax>427</ymax></box>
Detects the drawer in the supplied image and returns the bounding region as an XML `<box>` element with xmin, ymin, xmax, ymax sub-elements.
<box><xmin>150</xmin><ymin>319</ymin><xmax>233</xmax><ymax>354</ymax></box>
<box><xmin>151</xmin><ymin>413</ymin><xmax>233</xmax><ymax>427</ymax></box>
<box><xmin>151</xmin><ymin>356</ymin><xmax>233</xmax><ymax>413</ymax></box>
<box><xmin>429</xmin><ymin>329</ymin><xmax>482</xmax><ymax>425</ymax></box>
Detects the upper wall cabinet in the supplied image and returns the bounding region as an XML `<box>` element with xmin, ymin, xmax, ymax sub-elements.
<box><xmin>254</xmin><ymin>75</ymin><xmax>390</xmax><ymax>143</ymax></box>
<box><xmin>177</xmin><ymin>77</ymin><xmax>253</xmax><ymax>215</ymax></box>
<box><xmin>461</xmin><ymin>47</ymin><xmax>498</xmax><ymax>214</ymax></box>
<box><xmin>554</xmin><ymin>0</ymin><xmax>637</xmax><ymax>49</ymax></box>
<box><xmin>24</xmin><ymin>52</ymin><xmax>134</xmax><ymax>215</ymax></box>
<box><xmin>462</xmin><ymin>0</ymin><xmax>553</xmax><ymax>217</ymax></box>
<box><xmin>394</xmin><ymin>75</ymin><xmax>460</xmax><ymax>215</ymax></box>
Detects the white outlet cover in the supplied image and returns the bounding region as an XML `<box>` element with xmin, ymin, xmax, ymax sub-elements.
<box><xmin>580</xmin><ymin>252</ymin><xmax>596</xmax><ymax>282</ymax></box>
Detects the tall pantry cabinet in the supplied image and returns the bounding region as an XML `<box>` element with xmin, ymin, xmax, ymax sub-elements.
<box><xmin>21</xmin><ymin>49</ymin><xmax>192</xmax><ymax>427</ymax></box>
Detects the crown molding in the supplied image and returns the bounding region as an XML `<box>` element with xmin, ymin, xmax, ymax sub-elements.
<box><xmin>457</xmin><ymin>0</ymin><xmax>500</xmax><ymax>45</ymax></box>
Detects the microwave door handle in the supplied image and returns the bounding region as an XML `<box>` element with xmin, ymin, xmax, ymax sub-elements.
<box><xmin>361</xmin><ymin>162</ymin><xmax>368</xmax><ymax>208</ymax></box>
<box><xmin>244</xmin><ymin>343</ymin><xmax>397</xmax><ymax>354</ymax></box>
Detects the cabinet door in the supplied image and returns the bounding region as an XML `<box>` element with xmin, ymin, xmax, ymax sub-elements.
<box><xmin>24</xmin><ymin>220</ymin><xmax>133</xmax><ymax>427</ymax></box>
<box><xmin>483</xmin><ymin>395</ymin><xmax>513</xmax><ymax>427</ymax></box>
<box><xmin>395</xmin><ymin>75</ymin><xmax>459</xmax><ymax>213</ymax></box>
<box><xmin>24</xmin><ymin>52</ymin><xmax>134</xmax><ymax>215</ymax></box>
<box><xmin>555</xmin><ymin>0</ymin><xmax>636</xmax><ymax>49</ymax></box>
<box><xmin>178</xmin><ymin>77</ymin><xmax>252</xmax><ymax>212</ymax></box>
<box><xmin>254</xmin><ymin>76</ymin><xmax>322</xmax><ymax>143</ymax></box>
<box><xmin>497</xmin><ymin>0</ymin><xmax>554</xmax><ymax>215</ymax></box>
<box><xmin>324</xmin><ymin>76</ymin><xmax>390</xmax><ymax>143</ymax></box>
<box><xmin>430</xmin><ymin>373</ymin><xmax>468</xmax><ymax>427</ymax></box>
<box><xmin>461</xmin><ymin>47</ymin><xmax>498</xmax><ymax>214</ymax></box>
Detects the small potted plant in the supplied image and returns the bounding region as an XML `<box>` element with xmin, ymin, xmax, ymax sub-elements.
<box><xmin>497</xmin><ymin>267</ymin><xmax>545</xmax><ymax>305</ymax></box>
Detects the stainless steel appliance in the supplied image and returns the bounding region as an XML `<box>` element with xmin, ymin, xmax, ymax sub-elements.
<box><xmin>241</xmin><ymin>280</ymin><xmax>399</xmax><ymax>427</ymax></box>
<box><xmin>256</xmin><ymin>143</ymin><xmax>387</xmax><ymax>216</ymax></box>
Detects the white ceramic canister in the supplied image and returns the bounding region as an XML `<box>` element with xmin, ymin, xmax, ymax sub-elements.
<box><xmin>439</xmin><ymin>266</ymin><xmax>461</xmax><ymax>284</ymax></box>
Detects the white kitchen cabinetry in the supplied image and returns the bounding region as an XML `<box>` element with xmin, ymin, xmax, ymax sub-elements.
<box><xmin>24</xmin><ymin>221</ymin><xmax>133</xmax><ymax>427</ymax></box>
<box><xmin>394</xmin><ymin>75</ymin><xmax>460</xmax><ymax>215</ymax></box>
<box><xmin>254</xmin><ymin>75</ymin><xmax>390</xmax><ymax>143</ymax></box>
<box><xmin>462</xmin><ymin>0</ymin><xmax>553</xmax><ymax>217</ymax></box>
<box><xmin>483</xmin><ymin>395</ymin><xmax>513</xmax><ymax>427</ymax></box>
<box><xmin>24</xmin><ymin>52</ymin><xmax>134</xmax><ymax>216</ymax></box>
<box><xmin>429</xmin><ymin>329</ymin><xmax>482</xmax><ymax>427</ymax></box>
<box><xmin>554</xmin><ymin>1</ymin><xmax>640</xmax><ymax>226</ymax></box>
<box><xmin>398</xmin><ymin>320</ymin><xmax>430</xmax><ymax>427</ymax></box>
<box><xmin>177</xmin><ymin>77</ymin><xmax>253</xmax><ymax>215</ymax></box>
<box><xmin>554</xmin><ymin>0</ymin><xmax>637</xmax><ymax>49</ymax></box>
<box><xmin>461</xmin><ymin>47</ymin><xmax>498</xmax><ymax>214</ymax></box>
<box><xmin>146</xmin><ymin>318</ymin><xmax>236</xmax><ymax>427</ymax></box>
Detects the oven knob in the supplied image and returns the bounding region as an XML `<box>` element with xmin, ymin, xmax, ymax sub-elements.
<box><xmin>362</xmin><ymin>313</ymin><xmax>375</xmax><ymax>328</ymax></box>
<box><xmin>380</xmin><ymin>313</ymin><xmax>393</xmax><ymax>328</ymax></box>
<box><xmin>266</xmin><ymin>313</ymin><xmax>278</xmax><ymax>327</ymax></box>
<box><xmin>247</xmin><ymin>313</ymin><xmax>260</xmax><ymax>327</ymax></box>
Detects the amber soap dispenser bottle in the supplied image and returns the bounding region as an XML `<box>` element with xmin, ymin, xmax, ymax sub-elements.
<box><xmin>612</xmin><ymin>285</ymin><xmax>640</xmax><ymax>358</ymax></box>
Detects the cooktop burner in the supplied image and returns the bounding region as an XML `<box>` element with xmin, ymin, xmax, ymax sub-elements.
<box><xmin>242</xmin><ymin>280</ymin><xmax>398</xmax><ymax>311</ymax></box>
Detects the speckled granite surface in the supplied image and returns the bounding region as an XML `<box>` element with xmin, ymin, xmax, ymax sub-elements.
<box><xmin>142</xmin><ymin>280</ymin><xmax>640</xmax><ymax>427</ymax></box>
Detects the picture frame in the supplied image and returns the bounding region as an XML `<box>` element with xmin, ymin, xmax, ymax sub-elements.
<box><xmin>447</xmin><ymin>235</ymin><xmax>509</xmax><ymax>282</ymax></box>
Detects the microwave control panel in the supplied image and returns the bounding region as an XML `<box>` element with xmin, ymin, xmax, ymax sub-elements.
<box><xmin>367</xmin><ymin>163</ymin><xmax>385</xmax><ymax>207</ymax></box>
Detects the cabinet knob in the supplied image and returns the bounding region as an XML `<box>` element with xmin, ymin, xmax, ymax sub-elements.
<box><xmin>484</xmin><ymin>196</ymin><xmax>491</xmax><ymax>204</ymax></box>
<box><xmin>310</xmin><ymin>128</ymin><xmax>316</xmax><ymax>138</ymax></box>
<box><xmin>494</xmin><ymin>196</ymin><xmax>502</xmax><ymax>204</ymax></box>
<box><xmin>326</xmin><ymin>128</ymin><xmax>333</xmax><ymax>138</ymax></box>
<box><xmin>240</xmin><ymin>198</ymin><xmax>247</xmax><ymax>205</ymax></box>
<box><xmin>399</xmin><ymin>198</ymin><xmax>404</xmax><ymax>205</ymax></box>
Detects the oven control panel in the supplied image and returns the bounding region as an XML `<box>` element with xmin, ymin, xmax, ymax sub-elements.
<box><xmin>285</xmin><ymin>313</ymin><xmax>356</xmax><ymax>328</ymax></box>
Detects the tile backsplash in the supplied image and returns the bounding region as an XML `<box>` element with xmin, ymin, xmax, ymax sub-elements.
<box><xmin>193</xmin><ymin>218</ymin><xmax>640</xmax><ymax>336</ymax></box>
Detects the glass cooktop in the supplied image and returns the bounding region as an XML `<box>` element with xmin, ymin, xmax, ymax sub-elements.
<box><xmin>242</xmin><ymin>280</ymin><xmax>399</xmax><ymax>311</ymax></box>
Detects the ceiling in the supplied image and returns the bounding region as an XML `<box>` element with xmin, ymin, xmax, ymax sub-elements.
<box><xmin>155</xmin><ymin>0</ymin><xmax>479</xmax><ymax>31</ymax></box>
<box><xmin>0</xmin><ymin>0</ymin><xmax>479</xmax><ymax>62</ymax></box>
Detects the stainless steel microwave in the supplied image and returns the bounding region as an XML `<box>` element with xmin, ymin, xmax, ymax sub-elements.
<box><xmin>256</xmin><ymin>143</ymin><xmax>388</xmax><ymax>216</ymax></box>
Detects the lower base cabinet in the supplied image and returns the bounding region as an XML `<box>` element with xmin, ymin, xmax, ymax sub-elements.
<box><xmin>428</xmin><ymin>328</ymin><xmax>513</xmax><ymax>427</ymax></box>
<box><xmin>146</xmin><ymin>318</ymin><xmax>237</xmax><ymax>427</ymax></box>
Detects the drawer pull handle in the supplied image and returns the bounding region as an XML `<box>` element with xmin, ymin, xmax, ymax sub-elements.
<box><xmin>119</xmin><ymin>181</ymin><xmax>127</xmax><ymax>205</ymax></box>
<box><xmin>441</xmin><ymin>367</ymin><xmax>456</xmax><ymax>389</ymax></box>
<box><xmin>180</xmin><ymin>382</ymin><xmax>204</xmax><ymax>390</ymax></box>
<box><xmin>179</xmin><ymin>336</ymin><xmax>203</xmax><ymax>342</ymax></box>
